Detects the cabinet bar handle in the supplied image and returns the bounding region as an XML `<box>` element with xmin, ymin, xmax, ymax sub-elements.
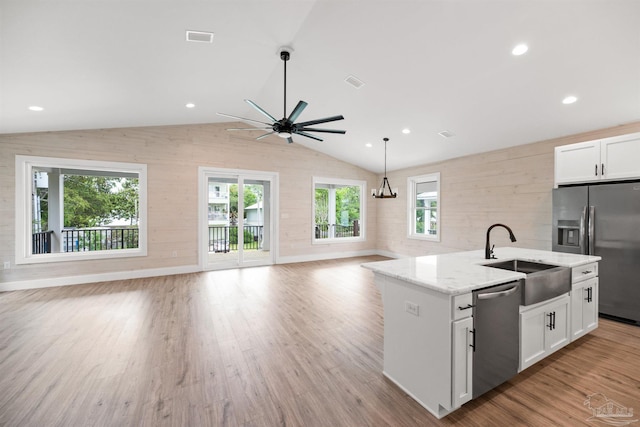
<box><xmin>582</xmin><ymin>270</ymin><xmax>592</xmax><ymax>275</ymax></box>
<box><xmin>547</xmin><ymin>312</ymin><xmax>554</xmax><ymax>330</ymax></box>
<box><xmin>469</xmin><ymin>329</ymin><xmax>476</xmax><ymax>351</ymax></box>
<box><xmin>458</xmin><ymin>304</ymin><xmax>475</xmax><ymax>310</ymax></box>
<box><xmin>585</xmin><ymin>286</ymin><xmax>593</xmax><ymax>303</ymax></box>
<box><xmin>602</xmin><ymin>163</ymin><xmax>605</xmax><ymax>175</ymax></box>
<box><xmin>595</xmin><ymin>164</ymin><xmax>598</xmax><ymax>176</ymax></box>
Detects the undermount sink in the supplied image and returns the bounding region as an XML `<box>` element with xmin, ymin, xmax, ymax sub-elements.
<box><xmin>484</xmin><ymin>259</ymin><xmax>571</xmax><ymax>306</ymax></box>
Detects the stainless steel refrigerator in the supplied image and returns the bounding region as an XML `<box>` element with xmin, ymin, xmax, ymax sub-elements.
<box><xmin>552</xmin><ymin>182</ymin><xmax>640</xmax><ymax>324</ymax></box>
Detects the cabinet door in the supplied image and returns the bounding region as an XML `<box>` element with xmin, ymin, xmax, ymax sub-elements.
<box><xmin>571</xmin><ymin>284</ymin><xmax>586</xmax><ymax>339</ymax></box>
<box><xmin>555</xmin><ymin>141</ymin><xmax>600</xmax><ymax>185</ymax></box>
<box><xmin>571</xmin><ymin>277</ymin><xmax>599</xmax><ymax>340</ymax></box>
<box><xmin>520</xmin><ymin>303</ymin><xmax>547</xmax><ymax>371</ymax></box>
<box><xmin>546</xmin><ymin>297</ymin><xmax>570</xmax><ymax>353</ymax></box>
<box><xmin>452</xmin><ymin>317</ymin><xmax>473</xmax><ymax>408</ymax></box>
<box><xmin>601</xmin><ymin>133</ymin><xmax>640</xmax><ymax>181</ymax></box>
<box><xmin>583</xmin><ymin>279</ymin><xmax>598</xmax><ymax>333</ymax></box>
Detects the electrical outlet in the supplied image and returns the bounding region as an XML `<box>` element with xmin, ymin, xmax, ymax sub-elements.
<box><xmin>405</xmin><ymin>301</ymin><xmax>419</xmax><ymax>316</ymax></box>
<box><xmin>3</xmin><ymin>261</ymin><xmax>10</xmax><ymax>270</ymax></box>
<box><xmin>171</xmin><ymin>251</ymin><xmax>178</xmax><ymax>258</ymax></box>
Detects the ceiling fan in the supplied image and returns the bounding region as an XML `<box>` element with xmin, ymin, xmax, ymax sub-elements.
<box><xmin>217</xmin><ymin>48</ymin><xmax>346</xmax><ymax>144</ymax></box>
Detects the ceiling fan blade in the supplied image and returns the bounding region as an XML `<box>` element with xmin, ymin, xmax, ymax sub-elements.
<box><xmin>287</xmin><ymin>100</ymin><xmax>308</xmax><ymax>123</ymax></box>
<box><xmin>295</xmin><ymin>115</ymin><xmax>344</xmax><ymax>127</ymax></box>
<box><xmin>286</xmin><ymin>137</ymin><xmax>294</xmax><ymax>144</ymax></box>
<box><xmin>226</xmin><ymin>127</ymin><xmax>272</xmax><ymax>131</ymax></box>
<box><xmin>294</xmin><ymin>130</ymin><xmax>324</xmax><ymax>142</ymax></box>
<box><xmin>297</xmin><ymin>127</ymin><xmax>346</xmax><ymax>134</ymax></box>
<box><xmin>245</xmin><ymin>99</ymin><xmax>278</xmax><ymax>123</ymax></box>
<box><xmin>256</xmin><ymin>132</ymin><xmax>275</xmax><ymax>140</ymax></box>
<box><xmin>217</xmin><ymin>112</ymin><xmax>272</xmax><ymax>126</ymax></box>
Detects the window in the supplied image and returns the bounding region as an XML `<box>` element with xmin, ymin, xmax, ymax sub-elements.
<box><xmin>15</xmin><ymin>155</ymin><xmax>147</xmax><ymax>264</ymax></box>
<box><xmin>313</xmin><ymin>177</ymin><xmax>365</xmax><ymax>243</ymax></box>
<box><xmin>408</xmin><ymin>173</ymin><xmax>440</xmax><ymax>241</ymax></box>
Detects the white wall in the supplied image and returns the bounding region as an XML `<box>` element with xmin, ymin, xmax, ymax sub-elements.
<box><xmin>2</xmin><ymin>120</ymin><xmax>640</xmax><ymax>289</ymax></box>
<box><xmin>0</xmin><ymin>123</ymin><xmax>378</xmax><ymax>287</ymax></box>
<box><xmin>374</xmin><ymin>121</ymin><xmax>640</xmax><ymax>258</ymax></box>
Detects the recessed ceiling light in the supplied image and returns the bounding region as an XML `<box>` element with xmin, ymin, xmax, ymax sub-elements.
<box><xmin>402</xmin><ymin>128</ymin><xmax>411</xmax><ymax>134</ymax></box>
<box><xmin>28</xmin><ymin>106</ymin><xmax>44</xmax><ymax>111</ymax></box>
<box><xmin>512</xmin><ymin>44</ymin><xmax>528</xmax><ymax>56</ymax></box>
<box><xmin>562</xmin><ymin>96</ymin><xmax>578</xmax><ymax>104</ymax></box>
<box><xmin>185</xmin><ymin>103</ymin><xmax>195</xmax><ymax>108</ymax></box>
<box><xmin>365</xmin><ymin>143</ymin><xmax>372</xmax><ymax>148</ymax></box>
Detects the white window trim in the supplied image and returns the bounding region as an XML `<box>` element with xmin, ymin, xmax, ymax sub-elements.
<box><xmin>407</xmin><ymin>172</ymin><xmax>440</xmax><ymax>242</ymax></box>
<box><xmin>15</xmin><ymin>155</ymin><xmax>148</xmax><ymax>264</ymax></box>
<box><xmin>312</xmin><ymin>176</ymin><xmax>366</xmax><ymax>244</ymax></box>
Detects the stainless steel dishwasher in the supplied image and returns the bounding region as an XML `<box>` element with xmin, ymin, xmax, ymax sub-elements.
<box><xmin>472</xmin><ymin>279</ymin><xmax>523</xmax><ymax>398</ymax></box>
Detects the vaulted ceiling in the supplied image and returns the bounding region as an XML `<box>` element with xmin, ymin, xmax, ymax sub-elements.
<box><xmin>2</xmin><ymin>1</ymin><xmax>639</xmax><ymax>173</ymax></box>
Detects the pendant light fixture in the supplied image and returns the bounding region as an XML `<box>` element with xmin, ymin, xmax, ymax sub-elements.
<box><xmin>373</xmin><ymin>137</ymin><xmax>397</xmax><ymax>199</ymax></box>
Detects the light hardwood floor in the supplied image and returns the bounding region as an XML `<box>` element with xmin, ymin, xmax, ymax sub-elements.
<box><xmin>1</xmin><ymin>256</ymin><xmax>638</xmax><ymax>426</ymax></box>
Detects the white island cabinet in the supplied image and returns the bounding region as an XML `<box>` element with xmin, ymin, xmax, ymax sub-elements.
<box><xmin>519</xmin><ymin>293</ymin><xmax>571</xmax><ymax>371</ymax></box>
<box><xmin>362</xmin><ymin>248</ymin><xmax>600</xmax><ymax>419</ymax></box>
<box><xmin>571</xmin><ymin>262</ymin><xmax>599</xmax><ymax>340</ymax></box>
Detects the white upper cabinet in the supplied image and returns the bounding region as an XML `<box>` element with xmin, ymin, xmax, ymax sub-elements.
<box><xmin>555</xmin><ymin>132</ymin><xmax>640</xmax><ymax>186</ymax></box>
<box><xmin>601</xmin><ymin>134</ymin><xmax>640</xmax><ymax>180</ymax></box>
<box><xmin>555</xmin><ymin>140</ymin><xmax>600</xmax><ymax>184</ymax></box>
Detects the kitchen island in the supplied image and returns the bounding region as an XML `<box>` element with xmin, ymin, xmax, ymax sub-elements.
<box><xmin>362</xmin><ymin>247</ymin><xmax>601</xmax><ymax>419</ymax></box>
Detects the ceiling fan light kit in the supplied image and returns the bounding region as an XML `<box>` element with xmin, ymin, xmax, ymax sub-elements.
<box><xmin>217</xmin><ymin>48</ymin><xmax>345</xmax><ymax>144</ymax></box>
<box><xmin>373</xmin><ymin>137</ymin><xmax>397</xmax><ymax>199</ymax></box>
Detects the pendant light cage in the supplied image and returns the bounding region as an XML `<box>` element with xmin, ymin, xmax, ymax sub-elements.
<box><xmin>373</xmin><ymin>137</ymin><xmax>397</xmax><ymax>199</ymax></box>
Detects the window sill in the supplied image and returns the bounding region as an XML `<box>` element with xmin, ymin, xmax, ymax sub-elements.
<box><xmin>312</xmin><ymin>237</ymin><xmax>365</xmax><ymax>245</ymax></box>
<box><xmin>408</xmin><ymin>234</ymin><xmax>440</xmax><ymax>242</ymax></box>
<box><xmin>16</xmin><ymin>248</ymin><xmax>147</xmax><ymax>265</ymax></box>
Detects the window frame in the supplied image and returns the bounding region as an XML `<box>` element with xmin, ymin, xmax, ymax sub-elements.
<box><xmin>407</xmin><ymin>172</ymin><xmax>441</xmax><ymax>242</ymax></box>
<box><xmin>312</xmin><ymin>176</ymin><xmax>366</xmax><ymax>244</ymax></box>
<box><xmin>15</xmin><ymin>155</ymin><xmax>148</xmax><ymax>264</ymax></box>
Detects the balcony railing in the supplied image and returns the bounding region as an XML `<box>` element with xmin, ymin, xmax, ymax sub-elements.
<box><xmin>32</xmin><ymin>228</ymin><xmax>139</xmax><ymax>254</ymax></box>
<box><xmin>315</xmin><ymin>220</ymin><xmax>360</xmax><ymax>239</ymax></box>
<box><xmin>209</xmin><ymin>225</ymin><xmax>263</xmax><ymax>253</ymax></box>
<box><xmin>32</xmin><ymin>230</ymin><xmax>53</xmax><ymax>254</ymax></box>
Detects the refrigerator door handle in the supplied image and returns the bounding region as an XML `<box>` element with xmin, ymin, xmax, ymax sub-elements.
<box><xmin>588</xmin><ymin>206</ymin><xmax>595</xmax><ymax>255</ymax></box>
<box><xmin>579</xmin><ymin>206</ymin><xmax>587</xmax><ymax>255</ymax></box>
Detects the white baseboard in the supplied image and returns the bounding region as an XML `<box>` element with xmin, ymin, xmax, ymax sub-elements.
<box><xmin>374</xmin><ymin>249</ymin><xmax>406</xmax><ymax>259</ymax></box>
<box><xmin>0</xmin><ymin>264</ymin><xmax>200</xmax><ymax>292</ymax></box>
<box><xmin>1</xmin><ymin>250</ymin><xmax>404</xmax><ymax>292</ymax></box>
<box><xmin>276</xmin><ymin>249</ymin><xmax>381</xmax><ymax>264</ymax></box>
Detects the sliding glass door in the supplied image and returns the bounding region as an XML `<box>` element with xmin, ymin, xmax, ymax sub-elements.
<box><xmin>199</xmin><ymin>168</ymin><xmax>277</xmax><ymax>270</ymax></box>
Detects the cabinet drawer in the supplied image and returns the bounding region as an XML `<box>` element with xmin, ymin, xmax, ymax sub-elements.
<box><xmin>572</xmin><ymin>262</ymin><xmax>597</xmax><ymax>283</ymax></box>
<box><xmin>453</xmin><ymin>293</ymin><xmax>473</xmax><ymax>320</ymax></box>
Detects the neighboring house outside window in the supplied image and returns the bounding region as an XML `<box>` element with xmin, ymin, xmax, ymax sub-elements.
<box><xmin>408</xmin><ymin>172</ymin><xmax>440</xmax><ymax>242</ymax></box>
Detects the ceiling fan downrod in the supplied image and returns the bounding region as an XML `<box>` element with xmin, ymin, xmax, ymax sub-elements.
<box><xmin>281</xmin><ymin>50</ymin><xmax>290</xmax><ymax>119</ymax></box>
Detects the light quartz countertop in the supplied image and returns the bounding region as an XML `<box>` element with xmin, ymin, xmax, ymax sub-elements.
<box><xmin>361</xmin><ymin>247</ymin><xmax>601</xmax><ymax>295</ymax></box>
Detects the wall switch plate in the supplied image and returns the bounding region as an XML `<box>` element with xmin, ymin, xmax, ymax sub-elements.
<box><xmin>405</xmin><ymin>301</ymin><xmax>419</xmax><ymax>316</ymax></box>
<box><xmin>3</xmin><ymin>261</ymin><xmax>10</xmax><ymax>270</ymax></box>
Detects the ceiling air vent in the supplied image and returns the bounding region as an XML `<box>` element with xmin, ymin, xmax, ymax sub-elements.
<box><xmin>345</xmin><ymin>75</ymin><xmax>365</xmax><ymax>89</ymax></box>
<box><xmin>438</xmin><ymin>130</ymin><xmax>455</xmax><ymax>138</ymax></box>
<box><xmin>186</xmin><ymin>30</ymin><xmax>214</xmax><ymax>43</ymax></box>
